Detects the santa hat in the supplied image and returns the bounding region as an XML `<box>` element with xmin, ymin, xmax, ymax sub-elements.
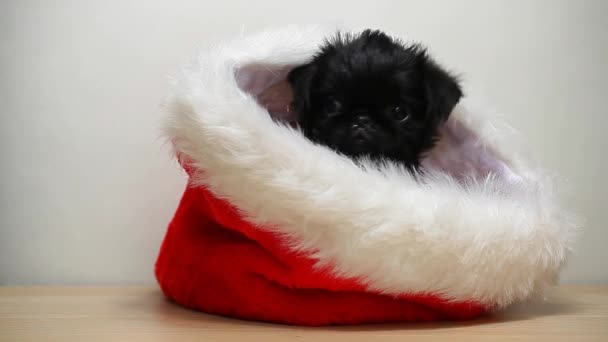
<box><xmin>155</xmin><ymin>27</ymin><xmax>576</xmax><ymax>326</ymax></box>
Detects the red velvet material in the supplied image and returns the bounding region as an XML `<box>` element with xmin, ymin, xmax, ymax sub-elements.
<box><xmin>155</xmin><ymin>166</ymin><xmax>486</xmax><ymax>326</ymax></box>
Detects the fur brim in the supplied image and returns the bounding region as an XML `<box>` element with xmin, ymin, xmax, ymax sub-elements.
<box><xmin>164</xmin><ymin>26</ymin><xmax>577</xmax><ymax>307</ymax></box>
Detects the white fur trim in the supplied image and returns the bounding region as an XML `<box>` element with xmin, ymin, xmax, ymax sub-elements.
<box><xmin>164</xmin><ymin>27</ymin><xmax>577</xmax><ymax>307</ymax></box>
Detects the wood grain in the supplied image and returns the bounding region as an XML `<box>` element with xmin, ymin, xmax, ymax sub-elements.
<box><xmin>1</xmin><ymin>286</ymin><xmax>607</xmax><ymax>341</ymax></box>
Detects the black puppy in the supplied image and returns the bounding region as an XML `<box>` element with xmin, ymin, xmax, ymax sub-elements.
<box><xmin>288</xmin><ymin>30</ymin><xmax>462</xmax><ymax>169</ymax></box>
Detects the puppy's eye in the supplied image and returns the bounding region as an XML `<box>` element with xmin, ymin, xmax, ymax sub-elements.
<box><xmin>392</xmin><ymin>106</ymin><xmax>409</xmax><ymax>122</ymax></box>
<box><xmin>324</xmin><ymin>98</ymin><xmax>341</xmax><ymax>116</ymax></box>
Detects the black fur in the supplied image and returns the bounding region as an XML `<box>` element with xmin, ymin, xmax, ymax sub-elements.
<box><xmin>288</xmin><ymin>30</ymin><xmax>462</xmax><ymax>168</ymax></box>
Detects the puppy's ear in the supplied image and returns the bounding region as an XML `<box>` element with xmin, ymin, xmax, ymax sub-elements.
<box><xmin>287</xmin><ymin>63</ymin><xmax>317</xmax><ymax>112</ymax></box>
<box><xmin>422</xmin><ymin>60</ymin><xmax>462</xmax><ymax>123</ymax></box>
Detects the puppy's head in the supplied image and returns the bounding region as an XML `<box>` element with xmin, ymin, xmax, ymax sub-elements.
<box><xmin>288</xmin><ymin>30</ymin><xmax>462</xmax><ymax>164</ymax></box>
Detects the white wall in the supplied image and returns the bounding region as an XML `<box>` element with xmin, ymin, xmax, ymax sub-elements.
<box><xmin>1</xmin><ymin>0</ymin><xmax>606</xmax><ymax>285</ymax></box>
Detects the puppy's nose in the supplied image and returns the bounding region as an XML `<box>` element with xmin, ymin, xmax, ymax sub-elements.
<box><xmin>352</xmin><ymin>115</ymin><xmax>370</xmax><ymax>128</ymax></box>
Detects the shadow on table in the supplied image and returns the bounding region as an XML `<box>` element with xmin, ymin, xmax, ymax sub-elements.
<box><xmin>327</xmin><ymin>297</ymin><xmax>582</xmax><ymax>332</ymax></box>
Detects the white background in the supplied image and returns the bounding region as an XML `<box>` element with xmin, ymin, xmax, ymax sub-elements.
<box><xmin>1</xmin><ymin>0</ymin><xmax>606</xmax><ymax>285</ymax></box>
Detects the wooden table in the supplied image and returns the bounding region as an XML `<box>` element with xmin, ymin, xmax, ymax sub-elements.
<box><xmin>1</xmin><ymin>286</ymin><xmax>606</xmax><ymax>341</ymax></box>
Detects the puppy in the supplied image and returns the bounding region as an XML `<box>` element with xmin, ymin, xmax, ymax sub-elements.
<box><xmin>288</xmin><ymin>30</ymin><xmax>462</xmax><ymax>169</ymax></box>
